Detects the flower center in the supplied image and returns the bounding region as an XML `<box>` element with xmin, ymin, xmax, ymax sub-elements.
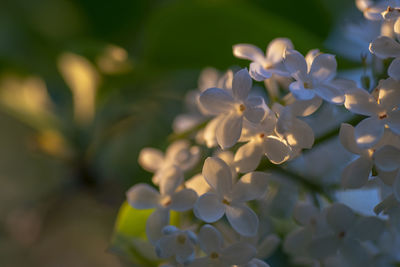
<box><xmin>161</xmin><ymin>196</ymin><xmax>172</xmax><ymax>207</ymax></box>
<box><xmin>238</xmin><ymin>104</ymin><xmax>246</xmax><ymax>113</ymax></box>
<box><xmin>379</xmin><ymin>113</ymin><xmax>387</xmax><ymax>120</ymax></box>
<box><xmin>222</xmin><ymin>198</ymin><xmax>231</xmax><ymax>205</ymax></box>
<box><xmin>177</xmin><ymin>234</ymin><xmax>186</xmax><ymax>244</ymax></box>
<box><xmin>338</xmin><ymin>231</ymin><xmax>346</xmax><ymax>239</ymax></box>
<box><xmin>303</xmin><ymin>82</ymin><xmax>312</xmax><ymax>89</ymax></box>
<box><xmin>210</xmin><ymin>252</ymin><xmax>219</xmax><ymax>259</ymax></box>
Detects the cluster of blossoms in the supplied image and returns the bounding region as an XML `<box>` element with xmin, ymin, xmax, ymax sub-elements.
<box><xmin>123</xmin><ymin>1</ymin><xmax>400</xmax><ymax>266</ymax></box>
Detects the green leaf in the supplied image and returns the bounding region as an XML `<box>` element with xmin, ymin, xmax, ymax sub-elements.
<box><xmin>140</xmin><ymin>0</ymin><xmax>324</xmax><ymax>70</ymax></box>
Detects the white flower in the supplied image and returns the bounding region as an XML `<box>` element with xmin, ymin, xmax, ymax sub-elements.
<box><xmin>283</xmin><ymin>49</ymin><xmax>345</xmax><ymax>104</ymax></box>
<box><xmin>194</xmin><ymin>157</ymin><xmax>269</xmax><ymax>236</ymax></box>
<box><xmin>369</xmin><ymin>35</ymin><xmax>400</xmax><ymax>79</ymax></box>
<box><xmin>155</xmin><ymin>225</ymin><xmax>197</xmax><ymax>264</ymax></box>
<box><xmin>233</xmin><ymin>38</ymin><xmax>294</xmax><ymax>81</ymax></box>
<box><xmin>138</xmin><ymin>140</ymin><xmax>200</xmax><ymax>184</ymax></box>
<box><xmin>344</xmin><ymin>79</ymin><xmax>400</xmax><ymax>148</ymax></box>
<box><xmin>199</xmin><ymin>69</ymin><xmax>267</xmax><ymax>149</ymax></box>
<box><xmin>188</xmin><ymin>224</ymin><xmax>257</xmax><ymax>267</ymax></box>
<box><xmin>356</xmin><ymin>0</ymin><xmax>399</xmax><ymax>20</ymax></box>
<box><xmin>308</xmin><ymin>203</ymin><xmax>385</xmax><ymax>265</ymax></box>
<box><xmin>234</xmin><ymin>114</ymin><xmax>292</xmax><ymax>173</ymax></box>
<box><xmin>126</xmin><ymin>169</ymin><xmax>197</xmax><ymax>243</ymax></box>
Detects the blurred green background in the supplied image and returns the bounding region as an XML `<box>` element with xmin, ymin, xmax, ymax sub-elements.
<box><xmin>0</xmin><ymin>0</ymin><xmax>354</xmax><ymax>266</ymax></box>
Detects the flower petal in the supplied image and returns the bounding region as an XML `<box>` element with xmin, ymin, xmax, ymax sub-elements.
<box><xmin>388</xmin><ymin>57</ymin><xmax>400</xmax><ymax>80</ymax></box>
<box><xmin>293</xmin><ymin>203</ymin><xmax>319</xmax><ymax>226</ymax></box>
<box><xmin>185</xmin><ymin>174</ymin><xmax>211</xmax><ymax>196</ymax></box>
<box><xmin>350</xmin><ymin>217</ymin><xmax>385</xmax><ymax>241</ymax></box>
<box><xmin>226</xmin><ymin>204</ymin><xmax>259</xmax><ymax>236</ymax></box>
<box><xmin>193</xmin><ymin>193</ymin><xmax>225</xmax><ymax>223</ymax></box>
<box><xmin>233</xmin><ymin>44</ymin><xmax>266</xmax><ymax>63</ymax></box>
<box><xmin>289</xmin><ymin>81</ymin><xmax>316</xmax><ymax>100</ymax></box>
<box><xmin>313</xmin><ymin>83</ymin><xmax>344</xmax><ymax>104</ymax></box>
<box><xmin>263</xmin><ymin>135</ymin><xmax>292</xmax><ymax>164</ymax></box>
<box><xmin>234</xmin><ymin>141</ymin><xmax>263</xmax><ymax>173</ymax></box>
<box><xmin>198</xmin><ymin>224</ymin><xmax>223</xmax><ymax>254</ymax></box>
<box><xmin>146</xmin><ymin>209</ymin><xmax>170</xmax><ymax>244</ymax></box>
<box><xmin>170</xmin><ymin>189</ymin><xmax>197</xmax><ymax>211</ymax></box>
<box><xmin>289</xmin><ymin>97</ymin><xmax>322</xmax><ymax>117</ymax></box>
<box><xmin>159</xmin><ymin>166</ymin><xmax>184</xmax><ymax>196</ymax></box>
<box><xmin>266</xmin><ymin>38</ymin><xmax>294</xmax><ymax>64</ymax></box>
<box><xmin>354</xmin><ymin>117</ymin><xmax>384</xmax><ymax>148</ymax></box>
<box><xmin>341</xmin><ymin>156</ymin><xmax>372</xmax><ymax>189</ymax></box>
<box><xmin>378</xmin><ymin>78</ymin><xmax>400</xmax><ymax>110</ymax></box>
<box><xmin>339</xmin><ymin>123</ymin><xmax>362</xmax><ymax>155</ymax></box>
<box><xmin>221</xmin><ymin>242</ymin><xmax>257</xmax><ymax>265</ymax></box>
<box><xmin>244</xmin><ymin>96</ymin><xmax>267</xmax><ymax>124</ymax></box>
<box><xmin>232</xmin><ymin>172</ymin><xmax>269</xmax><ymax>202</ymax></box>
<box><xmin>326</xmin><ymin>203</ymin><xmax>356</xmax><ymax>232</ymax></box>
<box><xmin>232</xmin><ymin>68</ymin><xmax>252</xmax><ymax>101</ymax></box>
<box><xmin>199</xmin><ymin>87</ymin><xmax>235</xmax><ymax>115</ymax></box>
<box><xmin>310</xmin><ymin>53</ymin><xmax>337</xmax><ymax>82</ymax></box>
<box><xmin>387</xmin><ymin>109</ymin><xmax>400</xmax><ymax>135</ymax></box>
<box><xmin>202</xmin><ymin>156</ymin><xmax>233</xmax><ymax>195</ymax></box>
<box><xmin>284</xmin><ymin>49</ymin><xmax>307</xmax><ymax>80</ymax></box>
<box><xmin>249</xmin><ymin>62</ymin><xmax>272</xmax><ymax>81</ymax></box>
<box><xmin>374</xmin><ymin>145</ymin><xmax>400</xmax><ymax>171</ymax></box>
<box><xmin>216</xmin><ymin>111</ymin><xmax>243</xmax><ymax>149</ymax></box>
<box><xmin>138</xmin><ymin>148</ymin><xmax>164</xmax><ymax>172</ymax></box>
<box><xmin>369</xmin><ymin>36</ymin><xmax>400</xmax><ymax>59</ymax></box>
<box><xmin>344</xmin><ymin>88</ymin><xmax>381</xmax><ymax>116</ymax></box>
<box><xmin>283</xmin><ymin>227</ymin><xmax>312</xmax><ymax>254</ymax></box>
<box><xmin>126</xmin><ymin>183</ymin><xmax>160</xmax><ymax>209</ymax></box>
<box><xmin>308</xmin><ymin>235</ymin><xmax>340</xmax><ymax>259</ymax></box>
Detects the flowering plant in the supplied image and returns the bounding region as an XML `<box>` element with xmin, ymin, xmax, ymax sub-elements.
<box><xmin>112</xmin><ymin>1</ymin><xmax>400</xmax><ymax>266</ymax></box>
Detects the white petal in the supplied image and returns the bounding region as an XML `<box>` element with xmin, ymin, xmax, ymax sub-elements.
<box><xmin>394</xmin><ymin>171</ymin><xmax>400</xmax><ymax>202</ymax></box>
<box><xmin>187</xmin><ymin>257</ymin><xmax>211</xmax><ymax>267</ymax></box>
<box><xmin>288</xmin><ymin>97</ymin><xmax>322</xmax><ymax>117</ymax></box>
<box><xmin>155</xmin><ymin>235</ymin><xmax>177</xmax><ymax>259</ymax></box>
<box><xmin>166</xmin><ymin>140</ymin><xmax>190</xmax><ymax>160</ymax></box>
<box><xmin>199</xmin><ymin>87</ymin><xmax>235</xmax><ymax>115</ymax></box>
<box><xmin>374</xmin><ymin>145</ymin><xmax>400</xmax><ymax>171</ymax></box>
<box><xmin>310</xmin><ymin>53</ymin><xmax>337</xmax><ymax>82</ymax></box>
<box><xmin>226</xmin><ymin>204</ymin><xmax>259</xmax><ymax>236</ymax></box>
<box><xmin>232</xmin><ymin>172</ymin><xmax>269</xmax><ymax>202</ymax></box>
<box><xmin>313</xmin><ymin>84</ymin><xmax>344</xmax><ymax>104</ymax></box>
<box><xmin>244</xmin><ymin>96</ymin><xmax>267</xmax><ymax>124</ymax></box>
<box><xmin>305</xmin><ymin>49</ymin><xmax>320</xmax><ymax>69</ymax></box>
<box><xmin>232</xmin><ymin>69</ymin><xmax>252</xmax><ymax>101</ymax></box>
<box><xmin>203</xmin><ymin>115</ymin><xmax>224</xmax><ymax>148</ymax></box>
<box><xmin>266</xmin><ymin>38</ymin><xmax>294</xmax><ymax>64</ymax></box>
<box><xmin>284</xmin><ymin>49</ymin><xmax>307</xmax><ymax>80</ymax></box>
<box><xmin>234</xmin><ymin>141</ymin><xmax>263</xmax><ymax>173</ymax></box>
<box><xmin>159</xmin><ymin>166</ymin><xmax>184</xmax><ymax>196</ymax></box>
<box><xmin>387</xmin><ymin>109</ymin><xmax>400</xmax><ymax>135</ymax></box>
<box><xmin>146</xmin><ymin>209</ymin><xmax>170</xmax><ymax>244</ymax></box>
<box><xmin>326</xmin><ymin>203</ymin><xmax>356</xmax><ymax>232</ymax></box>
<box><xmin>126</xmin><ymin>183</ymin><xmax>160</xmax><ymax>209</ymax></box>
<box><xmin>216</xmin><ymin>112</ymin><xmax>243</xmax><ymax>149</ymax></box>
<box><xmin>369</xmin><ymin>36</ymin><xmax>400</xmax><ymax>59</ymax></box>
<box><xmin>378</xmin><ymin>78</ymin><xmax>400</xmax><ymax>110</ymax></box>
<box><xmin>354</xmin><ymin>117</ymin><xmax>384</xmax><ymax>148</ymax></box>
<box><xmin>221</xmin><ymin>242</ymin><xmax>257</xmax><ymax>265</ymax></box>
<box><xmin>263</xmin><ymin>135</ymin><xmax>292</xmax><ymax>164</ymax></box>
<box><xmin>185</xmin><ymin>174</ymin><xmax>211</xmax><ymax>196</ymax></box>
<box><xmin>308</xmin><ymin>235</ymin><xmax>340</xmax><ymax>259</ymax></box>
<box><xmin>388</xmin><ymin>58</ymin><xmax>400</xmax><ymax>80</ymax></box>
<box><xmin>350</xmin><ymin>217</ymin><xmax>385</xmax><ymax>241</ymax></box>
<box><xmin>246</xmin><ymin>258</ymin><xmax>270</xmax><ymax>267</ymax></box>
<box><xmin>233</xmin><ymin>44</ymin><xmax>266</xmax><ymax>63</ymax></box>
<box><xmin>344</xmin><ymin>88</ymin><xmax>380</xmax><ymax>116</ymax></box>
<box><xmin>202</xmin><ymin>156</ymin><xmax>233</xmax><ymax>196</ymax></box>
<box><xmin>193</xmin><ymin>193</ymin><xmax>225</xmax><ymax>223</ymax></box>
<box><xmin>170</xmin><ymin>189</ymin><xmax>197</xmax><ymax>211</ymax></box>
<box><xmin>293</xmin><ymin>203</ymin><xmax>319</xmax><ymax>226</ymax></box>
<box><xmin>198</xmin><ymin>67</ymin><xmax>220</xmax><ymax>92</ymax></box>
<box><xmin>341</xmin><ymin>156</ymin><xmax>373</xmax><ymax>189</ymax></box>
<box><xmin>165</xmin><ymin>140</ymin><xmax>200</xmax><ymax>171</ymax></box>
<box><xmin>340</xmin><ymin>238</ymin><xmax>370</xmax><ymax>267</ymax></box>
<box><xmin>198</xmin><ymin>224</ymin><xmax>223</xmax><ymax>254</ymax></box>
<box><xmin>283</xmin><ymin>227</ymin><xmax>312</xmax><ymax>254</ymax></box>
<box><xmin>284</xmin><ymin>118</ymin><xmax>314</xmax><ymax>149</ymax></box>
<box><xmin>289</xmin><ymin>81</ymin><xmax>316</xmax><ymax>100</ymax></box>
<box><xmin>249</xmin><ymin>62</ymin><xmax>272</xmax><ymax>81</ymax></box>
<box><xmin>138</xmin><ymin>148</ymin><xmax>164</xmax><ymax>172</ymax></box>
<box><xmin>339</xmin><ymin>123</ymin><xmax>362</xmax><ymax>155</ymax></box>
